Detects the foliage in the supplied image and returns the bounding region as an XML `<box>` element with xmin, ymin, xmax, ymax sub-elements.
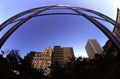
<box><xmin>0</xmin><ymin>49</ymin><xmax>47</xmax><ymax>79</ymax></box>
<box><xmin>1</xmin><ymin>49</ymin><xmax>120</xmax><ymax>79</ymax></box>
<box><xmin>50</xmin><ymin>54</ymin><xmax>120</xmax><ymax>79</ymax></box>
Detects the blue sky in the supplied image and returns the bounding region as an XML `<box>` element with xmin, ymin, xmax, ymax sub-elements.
<box><xmin>0</xmin><ymin>0</ymin><xmax>118</xmax><ymax>24</ymax></box>
<box><xmin>0</xmin><ymin>0</ymin><xmax>119</xmax><ymax>57</ymax></box>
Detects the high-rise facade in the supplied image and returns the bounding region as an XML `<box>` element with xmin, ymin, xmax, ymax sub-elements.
<box><xmin>52</xmin><ymin>46</ymin><xmax>74</xmax><ymax>65</ymax></box>
<box><xmin>52</xmin><ymin>46</ymin><xmax>64</xmax><ymax>65</ymax></box>
<box><xmin>63</xmin><ymin>47</ymin><xmax>74</xmax><ymax>63</ymax></box>
<box><xmin>85</xmin><ymin>39</ymin><xmax>104</xmax><ymax>58</ymax></box>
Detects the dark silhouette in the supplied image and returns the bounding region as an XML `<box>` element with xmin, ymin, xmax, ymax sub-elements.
<box><xmin>0</xmin><ymin>50</ymin><xmax>18</xmax><ymax>79</ymax></box>
<box><xmin>0</xmin><ymin>49</ymin><xmax>47</xmax><ymax>79</ymax></box>
<box><xmin>50</xmin><ymin>53</ymin><xmax>120</xmax><ymax>79</ymax></box>
<box><xmin>1</xmin><ymin>49</ymin><xmax>120</xmax><ymax>79</ymax></box>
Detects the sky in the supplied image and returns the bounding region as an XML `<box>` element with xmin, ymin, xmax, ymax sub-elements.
<box><xmin>0</xmin><ymin>0</ymin><xmax>120</xmax><ymax>58</ymax></box>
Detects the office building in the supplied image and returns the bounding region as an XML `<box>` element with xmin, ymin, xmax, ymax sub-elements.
<box><xmin>85</xmin><ymin>39</ymin><xmax>104</xmax><ymax>58</ymax></box>
<box><xmin>52</xmin><ymin>46</ymin><xmax>74</xmax><ymax>65</ymax></box>
<box><xmin>52</xmin><ymin>46</ymin><xmax>64</xmax><ymax>65</ymax></box>
<box><xmin>63</xmin><ymin>47</ymin><xmax>74</xmax><ymax>63</ymax></box>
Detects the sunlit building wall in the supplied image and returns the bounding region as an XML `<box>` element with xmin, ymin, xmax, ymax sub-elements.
<box><xmin>85</xmin><ymin>39</ymin><xmax>104</xmax><ymax>58</ymax></box>
<box><xmin>24</xmin><ymin>46</ymin><xmax>75</xmax><ymax>75</ymax></box>
<box><xmin>24</xmin><ymin>47</ymin><xmax>52</xmax><ymax>75</ymax></box>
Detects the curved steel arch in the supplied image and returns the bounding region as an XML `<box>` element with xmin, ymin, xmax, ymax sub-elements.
<box><xmin>0</xmin><ymin>4</ymin><xmax>120</xmax><ymax>52</ymax></box>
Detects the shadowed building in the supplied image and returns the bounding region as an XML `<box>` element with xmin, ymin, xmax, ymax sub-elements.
<box><xmin>103</xmin><ymin>8</ymin><xmax>120</xmax><ymax>56</ymax></box>
<box><xmin>52</xmin><ymin>46</ymin><xmax>74</xmax><ymax>65</ymax></box>
<box><xmin>114</xmin><ymin>8</ymin><xmax>120</xmax><ymax>41</ymax></box>
<box><xmin>52</xmin><ymin>46</ymin><xmax>64</xmax><ymax>65</ymax></box>
<box><xmin>85</xmin><ymin>39</ymin><xmax>104</xmax><ymax>58</ymax></box>
<box><xmin>63</xmin><ymin>47</ymin><xmax>74</xmax><ymax>63</ymax></box>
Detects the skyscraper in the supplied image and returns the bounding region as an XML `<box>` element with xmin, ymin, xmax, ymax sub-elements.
<box><xmin>85</xmin><ymin>39</ymin><xmax>104</xmax><ymax>58</ymax></box>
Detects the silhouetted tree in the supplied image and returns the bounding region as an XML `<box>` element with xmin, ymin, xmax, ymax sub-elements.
<box><xmin>1</xmin><ymin>49</ymin><xmax>120</xmax><ymax>79</ymax></box>
<box><xmin>6</xmin><ymin>49</ymin><xmax>22</xmax><ymax>72</ymax></box>
<box><xmin>19</xmin><ymin>59</ymin><xmax>47</xmax><ymax>79</ymax></box>
<box><xmin>0</xmin><ymin>50</ymin><xmax>18</xmax><ymax>79</ymax></box>
<box><xmin>0</xmin><ymin>49</ymin><xmax>47</xmax><ymax>79</ymax></box>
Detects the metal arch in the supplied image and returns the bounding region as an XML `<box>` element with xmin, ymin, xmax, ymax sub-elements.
<box><xmin>74</xmin><ymin>7</ymin><xmax>116</xmax><ymax>24</ymax></box>
<box><xmin>76</xmin><ymin>7</ymin><xmax>120</xmax><ymax>30</ymax></box>
<box><xmin>33</xmin><ymin>13</ymin><xmax>80</xmax><ymax>17</ymax></box>
<box><xmin>0</xmin><ymin>5</ymin><xmax>120</xmax><ymax>52</ymax></box>
<box><xmin>67</xmin><ymin>7</ymin><xmax>120</xmax><ymax>51</ymax></box>
<box><xmin>0</xmin><ymin>5</ymin><xmax>56</xmax><ymax>31</ymax></box>
<box><xmin>0</xmin><ymin>5</ymin><xmax>119</xmax><ymax>31</ymax></box>
<box><xmin>0</xmin><ymin>6</ymin><xmax>54</xmax><ymax>48</ymax></box>
<box><xmin>0</xmin><ymin>13</ymin><xmax>81</xmax><ymax>47</ymax></box>
<box><xmin>0</xmin><ymin>5</ymin><xmax>118</xmax><ymax>31</ymax></box>
<box><xmin>88</xmin><ymin>9</ymin><xmax>116</xmax><ymax>25</ymax></box>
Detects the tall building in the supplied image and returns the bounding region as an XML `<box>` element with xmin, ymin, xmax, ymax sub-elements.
<box><xmin>52</xmin><ymin>46</ymin><xmax>64</xmax><ymax>65</ymax></box>
<box><xmin>114</xmin><ymin>8</ymin><xmax>120</xmax><ymax>41</ymax></box>
<box><xmin>52</xmin><ymin>46</ymin><xmax>74</xmax><ymax>65</ymax></box>
<box><xmin>24</xmin><ymin>47</ymin><xmax>52</xmax><ymax>75</ymax></box>
<box><xmin>85</xmin><ymin>39</ymin><xmax>104</xmax><ymax>58</ymax></box>
<box><xmin>63</xmin><ymin>47</ymin><xmax>74</xmax><ymax>63</ymax></box>
<box><xmin>103</xmin><ymin>8</ymin><xmax>120</xmax><ymax>56</ymax></box>
<box><xmin>24</xmin><ymin>46</ymin><xmax>75</xmax><ymax>75</ymax></box>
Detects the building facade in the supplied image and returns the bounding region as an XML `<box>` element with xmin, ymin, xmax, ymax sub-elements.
<box><xmin>114</xmin><ymin>8</ymin><xmax>120</xmax><ymax>41</ymax></box>
<box><xmin>52</xmin><ymin>46</ymin><xmax>64</xmax><ymax>65</ymax></box>
<box><xmin>24</xmin><ymin>47</ymin><xmax>52</xmax><ymax>75</ymax></box>
<box><xmin>52</xmin><ymin>46</ymin><xmax>74</xmax><ymax>65</ymax></box>
<box><xmin>103</xmin><ymin>8</ymin><xmax>120</xmax><ymax>56</ymax></box>
<box><xmin>63</xmin><ymin>47</ymin><xmax>74</xmax><ymax>63</ymax></box>
<box><xmin>85</xmin><ymin>39</ymin><xmax>104</xmax><ymax>58</ymax></box>
<box><xmin>24</xmin><ymin>46</ymin><xmax>75</xmax><ymax>75</ymax></box>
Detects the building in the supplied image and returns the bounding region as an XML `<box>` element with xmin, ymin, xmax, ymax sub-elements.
<box><xmin>24</xmin><ymin>46</ymin><xmax>75</xmax><ymax>74</ymax></box>
<box><xmin>63</xmin><ymin>47</ymin><xmax>74</xmax><ymax>63</ymax></box>
<box><xmin>103</xmin><ymin>8</ymin><xmax>120</xmax><ymax>56</ymax></box>
<box><xmin>52</xmin><ymin>46</ymin><xmax>64</xmax><ymax>65</ymax></box>
<box><xmin>85</xmin><ymin>39</ymin><xmax>104</xmax><ymax>58</ymax></box>
<box><xmin>52</xmin><ymin>46</ymin><xmax>74</xmax><ymax>65</ymax></box>
<box><xmin>114</xmin><ymin>8</ymin><xmax>120</xmax><ymax>41</ymax></box>
<box><xmin>24</xmin><ymin>47</ymin><xmax>52</xmax><ymax>75</ymax></box>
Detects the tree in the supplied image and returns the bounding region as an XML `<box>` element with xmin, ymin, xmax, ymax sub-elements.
<box><xmin>0</xmin><ymin>49</ymin><xmax>18</xmax><ymax>79</ymax></box>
